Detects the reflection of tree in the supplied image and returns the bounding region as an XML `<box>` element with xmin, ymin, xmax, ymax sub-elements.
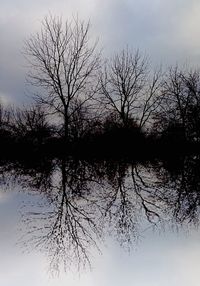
<box><xmin>20</xmin><ymin>159</ymin><xmax>104</xmax><ymax>273</ymax></box>
<box><xmin>2</xmin><ymin>155</ymin><xmax>200</xmax><ymax>273</ymax></box>
<box><xmin>44</xmin><ymin>159</ymin><xmax>103</xmax><ymax>272</ymax></box>
<box><xmin>131</xmin><ymin>165</ymin><xmax>161</xmax><ymax>223</ymax></box>
<box><xmin>155</xmin><ymin>155</ymin><xmax>200</xmax><ymax>225</ymax></box>
<box><xmin>100</xmin><ymin>163</ymin><xmax>161</xmax><ymax>248</ymax></box>
<box><xmin>103</xmin><ymin>163</ymin><xmax>138</xmax><ymax>247</ymax></box>
<box><xmin>14</xmin><ymin>159</ymin><xmax>163</xmax><ymax>271</ymax></box>
<box><xmin>0</xmin><ymin>157</ymin><xmax>54</xmax><ymax>191</ymax></box>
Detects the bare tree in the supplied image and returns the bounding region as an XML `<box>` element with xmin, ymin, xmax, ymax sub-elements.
<box><xmin>25</xmin><ymin>15</ymin><xmax>100</xmax><ymax>140</ymax></box>
<box><xmin>138</xmin><ymin>67</ymin><xmax>163</xmax><ymax>129</ymax></box>
<box><xmin>0</xmin><ymin>101</ymin><xmax>12</xmax><ymax>132</ymax></box>
<box><xmin>10</xmin><ymin>105</ymin><xmax>52</xmax><ymax>144</ymax></box>
<box><xmin>161</xmin><ymin>66</ymin><xmax>190</xmax><ymax>133</ymax></box>
<box><xmin>100</xmin><ymin>48</ymin><xmax>162</xmax><ymax>129</ymax></box>
<box><xmin>154</xmin><ymin>66</ymin><xmax>200</xmax><ymax>141</ymax></box>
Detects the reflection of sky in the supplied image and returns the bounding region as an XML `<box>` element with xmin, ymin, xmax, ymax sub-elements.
<box><xmin>1</xmin><ymin>188</ymin><xmax>200</xmax><ymax>286</ymax></box>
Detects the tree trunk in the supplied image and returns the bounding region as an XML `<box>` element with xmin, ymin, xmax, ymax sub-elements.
<box><xmin>64</xmin><ymin>107</ymin><xmax>69</xmax><ymax>142</ymax></box>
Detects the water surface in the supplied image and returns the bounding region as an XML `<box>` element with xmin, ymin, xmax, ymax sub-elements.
<box><xmin>1</xmin><ymin>156</ymin><xmax>200</xmax><ymax>285</ymax></box>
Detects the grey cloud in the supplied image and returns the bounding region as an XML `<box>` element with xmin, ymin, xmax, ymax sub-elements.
<box><xmin>0</xmin><ymin>0</ymin><xmax>200</xmax><ymax>103</ymax></box>
<box><xmin>92</xmin><ymin>0</ymin><xmax>200</xmax><ymax>65</ymax></box>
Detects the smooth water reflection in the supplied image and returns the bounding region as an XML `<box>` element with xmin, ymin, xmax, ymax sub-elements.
<box><xmin>1</xmin><ymin>156</ymin><xmax>200</xmax><ymax>285</ymax></box>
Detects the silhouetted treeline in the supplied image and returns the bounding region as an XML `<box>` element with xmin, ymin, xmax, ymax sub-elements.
<box><xmin>1</xmin><ymin>65</ymin><xmax>200</xmax><ymax>159</ymax></box>
<box><xmin>2</xmin><ymin>22</ymin><xmax>200</xmax><ymax>158</ymax></box>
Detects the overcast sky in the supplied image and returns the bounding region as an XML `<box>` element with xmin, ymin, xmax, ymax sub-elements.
<box><xmin>1</xmin><ymin>0</ymin><xmax>200</xmax><ymax>104</ymax></box>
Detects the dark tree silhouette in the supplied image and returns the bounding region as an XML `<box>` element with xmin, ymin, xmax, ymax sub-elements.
<box><xmin>10</xmin><ymin>105</ymin><xmax>52</xmax><ymax>144</ymax></box>
<box><xmin>154</xmin><ymin>66</ymin><xmax>200</xmax><ymax>143</ymax></box>
<box><xmin>100</xmin><ymin>48</ymin><xmax>162</xmax><ymax>129</ymax></box>
<box><xmin>25</xmin><ymin>15</ymin><xmax>100</xmax><ymax>141</ymax></box>
<box><xmin>0</xmin><ymin>102</ymin><xmax>12</xmax><ymax>136</ymax></box>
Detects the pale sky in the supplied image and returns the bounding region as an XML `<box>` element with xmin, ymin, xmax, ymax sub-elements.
<box><xmin>1</xmin><ymin>0</ymin><xmax>200</xmax><ymax>104</ymax></box>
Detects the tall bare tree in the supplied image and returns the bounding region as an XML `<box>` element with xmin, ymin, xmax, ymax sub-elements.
<box><xmin>154</xmin><ymin>66</ymin><xmax>200</xmax><ymax>141</ymax></box>
<box><xmin>25</xmin><ymin>15</ymin><xmax>100</xmax><ymax>140</ymax></box>
<box><xmin>100</xmin><ymin>48</ymin><xmax>162</xmax><ymax>129</ymax></box>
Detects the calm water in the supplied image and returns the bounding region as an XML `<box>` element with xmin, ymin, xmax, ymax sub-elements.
<box><xmin>1</xmin><ymin>156</ymin><xmax>200</xmax><ymax>285</ymax></box>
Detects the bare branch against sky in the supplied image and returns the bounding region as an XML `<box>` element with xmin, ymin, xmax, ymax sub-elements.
<box><xmin>0</xmin><ymin>0</ymin><xmax>200</xmax><ymax>104</ymax></box>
